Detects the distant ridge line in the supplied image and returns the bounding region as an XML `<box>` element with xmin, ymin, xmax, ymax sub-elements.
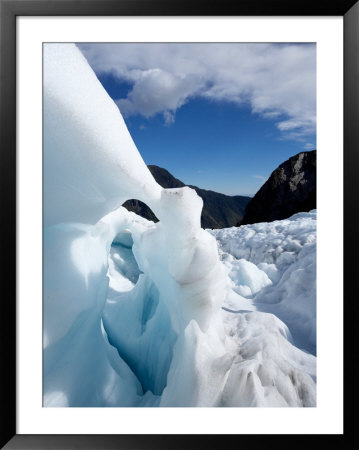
<box><xmin>123</xmin><ymin>165</ymin><xmax>251</xmax><ymax>229</ymax></box>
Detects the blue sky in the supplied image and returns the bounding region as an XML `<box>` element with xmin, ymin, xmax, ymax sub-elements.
<box><xmin>78</xmin><ymin>43</ymin><xmax>316</xmax><ymax>196</ymax></box>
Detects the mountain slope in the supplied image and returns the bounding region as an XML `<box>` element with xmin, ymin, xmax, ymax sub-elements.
<box><xmin>123</xmin><ymin>165</ymin><xmax>251</xmax><ymax>229</ymax></box>
<box><xmin>241</xmin><ymin>150</ymin><xmax>316</xmax><ymax>225</ymax></box>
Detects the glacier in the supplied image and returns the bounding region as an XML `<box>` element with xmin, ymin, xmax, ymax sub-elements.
<box><xmin>43</xmin><ymin>43</ymin><xmax>316</xmax><ymax>407</ymax></box>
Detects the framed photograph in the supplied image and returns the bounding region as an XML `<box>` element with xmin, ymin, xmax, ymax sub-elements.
<box><xmin>1</xmin><ymin>0</ymin><xmax>357</xmax><ymax>448</ymax></box>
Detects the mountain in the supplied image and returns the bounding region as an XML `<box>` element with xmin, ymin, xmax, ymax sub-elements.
<box><xmin>123</xmin><ymin>165</ymin><xmax>251</xmax><ymax>229</ymax></box>
<box><xmin>240</xmin><ymin>150</ymin><xmax>316</xmax><ymax>225</ymax></box>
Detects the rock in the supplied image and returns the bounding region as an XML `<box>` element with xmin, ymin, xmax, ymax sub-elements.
<box><xmin>241</xmin><ymin>150</ymin><xmax>316</xmax><ymax>225</ymax></box>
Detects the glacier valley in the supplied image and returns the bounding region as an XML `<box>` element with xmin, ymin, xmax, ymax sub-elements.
<box><xmin>43</xmin><ymin>43</ymin><xmax>316</xmax><ymax>407</ymax></box>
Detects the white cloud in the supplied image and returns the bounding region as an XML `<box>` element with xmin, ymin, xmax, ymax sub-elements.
<box><xmin>78</xmin><ymin>43</ymin><xmax>316</xmax><ymax>140</ymax></box>
<box><xmin>115</xmin><ymin>68</ymin><xmax>201</xmax><ymax>119</ymax></box>
<box><xmin>163</xmin><ymin>110</ymin><xmax>175</xmax><ymax>126</ymax></box>
<box><xmin>303</xmin><ymin>142</ymin><xmax>316</xmax><ymax>150</ymax></box>
<box><xmin>277</xmin><ymin>119</ymin><xmax>314</xmax><ymax>132</ymax></box>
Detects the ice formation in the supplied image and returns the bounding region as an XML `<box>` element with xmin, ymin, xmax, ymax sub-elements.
<box><xmin>43</xmin><ymin>43</ymin><xmax>316</xmax><ymax>407</ymax></box>
<box><xmin>209</xmin><ymin>210</ymin><xmax>317</xmax><ymax>355</ymax></box>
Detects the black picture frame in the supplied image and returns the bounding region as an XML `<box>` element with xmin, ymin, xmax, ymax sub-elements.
<box><xmin>1</xmin><ymin>0</ymin><xmax>357</xmax><ymax>448</ymax></box>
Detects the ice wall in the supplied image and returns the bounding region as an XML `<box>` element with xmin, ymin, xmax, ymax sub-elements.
<box><xmin>44</xmin><ymin>44</ymin><xmax>162</xmax><ymax>227</ymax></box>
<box><xmin>43</xmin><ymin>43</ymin><xmax>229</xmax><ymax>406</ymax></box>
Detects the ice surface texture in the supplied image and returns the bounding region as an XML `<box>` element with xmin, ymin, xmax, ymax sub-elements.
<box><xmin>43</xmin><ymin>43</ymin><xmax>316</xmax><ymax>407</ymax></box>
<box><xmin>210</xmin><ymin>210</ymin><xmax>317</xmax><ymax>355</ymax></box>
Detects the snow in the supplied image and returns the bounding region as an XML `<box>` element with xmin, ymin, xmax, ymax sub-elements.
<box><xmin>43</xmin><ymin>43</ymin><xmax>316</xmax><ymax>408</ymax></box>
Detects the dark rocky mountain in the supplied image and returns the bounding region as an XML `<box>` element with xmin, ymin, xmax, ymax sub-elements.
<box><xmin>123</xmin><ymin>165</ymin><xmax>251</xmax><ymax>229</ymax></box>
<box><xmin>240</xmin><ymin>150</ymin><xmax>316</xmax><ymax>225</ymax></box>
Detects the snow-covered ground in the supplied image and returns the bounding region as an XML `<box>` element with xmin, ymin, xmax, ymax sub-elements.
<box><xmin>43</xmin><ymin>43</ymin><xmax>316</xmax><ymax>408</ymax></box>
